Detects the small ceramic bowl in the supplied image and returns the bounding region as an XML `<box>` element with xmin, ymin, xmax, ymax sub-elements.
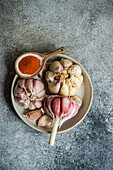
<box><xmin>11</xmin><ymin>54</ymin><xmax>93</xmax><ymax>133</ymax></box>
<box><xmin>14</xmin><ymin>47</ymin><xmax>66</xmax><ymax>79</ymax></box>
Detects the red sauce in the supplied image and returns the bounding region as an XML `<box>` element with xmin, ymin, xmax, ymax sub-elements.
<box><xmin>18</xmin><ymin>56</ymin><xmax>41</xmax><ymax>75</ymax></box>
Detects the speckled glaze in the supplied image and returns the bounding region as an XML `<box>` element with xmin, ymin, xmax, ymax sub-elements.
<box><xmin>0</xmin><ymin>0</ymin><xmax>113</xmax><ymax>170</ymax></box>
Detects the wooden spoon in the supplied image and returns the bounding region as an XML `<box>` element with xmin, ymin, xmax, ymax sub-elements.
<box><xmin>15</xmin><ymin>47</ymin><xmax>66</xmax><ymax>79</ymax></box>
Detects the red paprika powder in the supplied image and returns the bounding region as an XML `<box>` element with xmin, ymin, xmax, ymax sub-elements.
<box><xmin>18</xmin><ymin>56</ymin><xmax>41</xmax><ymax>75</ymax></box>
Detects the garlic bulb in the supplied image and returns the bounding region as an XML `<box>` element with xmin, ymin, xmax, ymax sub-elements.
<box><xmin>44</xmin><ymin>95</ymin><xmax>81</xmax><ymax>127</ymax></box>
<box><xmin>14</xmin><ymin>79</ymin><xmax>45</xmax><ymax>110</ymax></box>
<box><xmin>45</xmin><ymin>58</ymin><xmax>83</xmax><ymax>97</ymax></box>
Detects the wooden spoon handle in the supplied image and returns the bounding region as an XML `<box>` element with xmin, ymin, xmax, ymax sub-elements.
<box><xmin>49</xmin><ymin>116</ymin><xmax>59</xmax><ymax>146</ymax></box>
<box><xmin>43</xmin><ymin>47</ymin><xmax>66</xmax><ymax>60</ymax></box>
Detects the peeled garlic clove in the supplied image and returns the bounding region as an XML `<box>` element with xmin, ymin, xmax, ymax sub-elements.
<box><xmin>70</xmin><ymin>95</ymin><xmax>82</xmax><ymax>108</ymax></box>
<box><xmin>38</xmin><ymin>115</ymin><xmax>53</xmax><ymax>127</ymax></box>
<box><xmin>34</xmin><ymin>100</ymin><xmax>42</xmax><ymax>108</ymax></box>
<box><xmin>33</xmin><ymin>79</ymin><xmax>44</xmax><ymax>94</ymax></box>
<box><xmin>25</xmin><ymin>108</ymin><xmax>44</xmax><ymax>120</ymax></box>
<box><xmin>48</xmin><ymin>81</ymin><xmax>61</xmax><ymax>94</ymax></box>
<box><xmin>26</xmin><ymin>79</ymin><xmax>33</xmax><ymax>92</ymax></box>
<box><xmin>68</xmin><ymin>65</ymin><xmax>82</xmax><ymax>76</ymax></box>
<box><xmin>45</xmin><ymin>71</ymin><xmax>56</xmax><ymax>82</ymax></box>
<box><xmin>60</xmin><ymin>58</ymin><xmax>72</xmax><ymax>69</ymax></box>
<box><xmin>59</xmin><ymin>80</ymin><xmax>69</xmax><ymax>96</ymax></box>
<box><xmin>29</xmin><ymin>102</ymin><xmax>36</xmax><ymax>110</ymax></box>
<box><xmin>52</xmin><ymin>97</ymin><xmax>61</xmax><ymax>116</ymax></box>
<box><xmin>17</xmin><ymin>79</ymin><xmax>26</xmax><ymax>88</ymax></box>
<box><xmin>61</xmin><ymin>96</ymin><xmax>71</xmax><ymax>113</ymax></box>
<box><xmin>49</xmin><ymin>61</ymin><xmax>63</xmax><ymax>73</ymax></box>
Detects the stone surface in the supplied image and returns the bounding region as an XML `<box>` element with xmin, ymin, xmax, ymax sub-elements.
<box><xmin>0</xmin><ymin>0</ymin><xmax>113</xmax><ymax>170</ymax></box>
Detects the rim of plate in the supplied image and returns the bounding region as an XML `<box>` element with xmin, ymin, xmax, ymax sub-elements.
<box><xmin>11</xmin><ymin>54</ymin><xmax>93</xmax><ymax>134</ymax></box>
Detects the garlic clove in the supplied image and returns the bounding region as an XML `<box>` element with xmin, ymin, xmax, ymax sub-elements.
<box><xmin>25</xmin><ymin>108</ymin><xmax>44</xmax><ymax>120</ymax></box>
<box><xmin>70</xmin><ymin>95</ymin><xmax>82</xmax><ymax>108</ymax></box>
<box><xmin>22</xmin><ymin>99</ymin><xmax>30</xmax><ymax>109</ymax></box>
<box><xmin>38</xmin><ymin>94</ymin><xmax>46</xmax><ymax>101</ymax></box>
<box><xmin>26</xmin><ymin>79</ymin><xmax>33</xmax><ymax>92</ymax></box>
<box><xmin>69</xmin><ymin>85</ymin><xmax>78</xmax><ymax>96</ymax></box>
<box><xmin>14</xmin><ymin>91</ymin><xmax>27</xmax><ymax>99</ymax></box>
<box><xmin>78</xmin><ymin>75</ymin><xmax>83</xmax><ymax>83</ymax></box>
<box><xmin>15</xmin><ymin>96</ymin><xmax>25</xmax><ymax>103</ymax></box>
<box><xmin>68</xmin><ymin>65</ymin><xmax>82</xmax><ymax>77</ymax></box>
<box><xmin>52</xmin><ymin>97</ymin><xmax>61</xmax><ymax>116</ymax></box>
<box><xmin>17</xmin><ymin>79</ymin><xmax>26</xmax><ymax>88</ymax></box>
<box><xmin>70</xmin><ymin>75</ymin><xmax>82</xmax><ymax>88</ymax></box>
<box><xmin>61</xmin><ymin>96</ymin><xmax>71</xmax><ymax>114</ymax></box>
<box><xmin>46</xmin><ymin>96</ymin><xmax>55</xmax><ymax>118</ymax></box>
<box><xmin>48</xmin><ymin>81</ymin><xmax>61</xmax><ymax>94</ymax></box>
<box><xmin>33</xmin><ymin>79</ymin><xmax>44</xmax><ymax>94</ymax></box>
<box><xmin>34</xmin><ymin>100</ymin><xmax>42</xmax><ymax>108</ymax></box>
<box><xmin>63</xmin><ymin>102</ymin><xmax>73</xmax><ymax>117</ymax></box>
<box><xmin>59</xmin><ymin>80</ymin><xmax>69</xmax><ymax>96</ymax></box>
<box><xmin>15</xmin><ymin>97</ymin><xmax>29</xmax><ymax>109</ymax></box>
<box><xmin>60</xmin><ymin>58</ymin><xmax>72</xmax><ymax>69</ymax></box>
<box><xmin>29</xmin><ymin>102</ymin><xmax>36</xmax><ymax>110</ymax></box>
<box><xmin>71</xmin><ymin>103</ymin><xmax>79</xmax><ymax>117</ymax></box>
<box><xmin>38</xmin><ymin>115</ymin><xmax>53</xmax><ymax>127</ymax></box>
<box><xmin>44</xmin><ymin>98</ymin><xmax>50</xmax><ymax>115</ymax></box>
<box><xmin>14</xmin><ymin>86</ymin><xmax>24</xmax><ymax>95</ymax></box>
<box><xmin>62</xmin><ymin>69</ymin><xmax>68</xmax><ymax>75</ymax></box>
<box><xmin>49</xmin><ymin>61</ymin><xmax>63</xmax><ymax>73</ymax></box>
<box><xmin>45</xmin><ymin>71</ymin><xmax>56</xmax><ymax>82</ymax></box>
<box><xmin>36</xmin><ymin>89</ymin><xmax>45</xmax><ymax>98</ymax></box>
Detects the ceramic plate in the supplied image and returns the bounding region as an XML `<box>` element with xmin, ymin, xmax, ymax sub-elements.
<box><xmin>11</xmin><ymin>54</ymin><xmax>93</xmax><ymax>133</ymax></box>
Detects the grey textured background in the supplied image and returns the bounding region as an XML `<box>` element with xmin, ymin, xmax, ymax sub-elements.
<box><xmin>0</xmin><ymin>0</ymin><xmax>113</xmax><ymax>170</ymax></box>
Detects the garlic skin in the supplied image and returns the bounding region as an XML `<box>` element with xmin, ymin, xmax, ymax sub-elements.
<box><xmin>14</xmin><ymin>79</ymin><xmax>45</xmax><ymax>110</ymax></box>
<box><xmin>45</xmin><ymin>59</ymin><xmax>83</xmax><ymax>97</ymax></box>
